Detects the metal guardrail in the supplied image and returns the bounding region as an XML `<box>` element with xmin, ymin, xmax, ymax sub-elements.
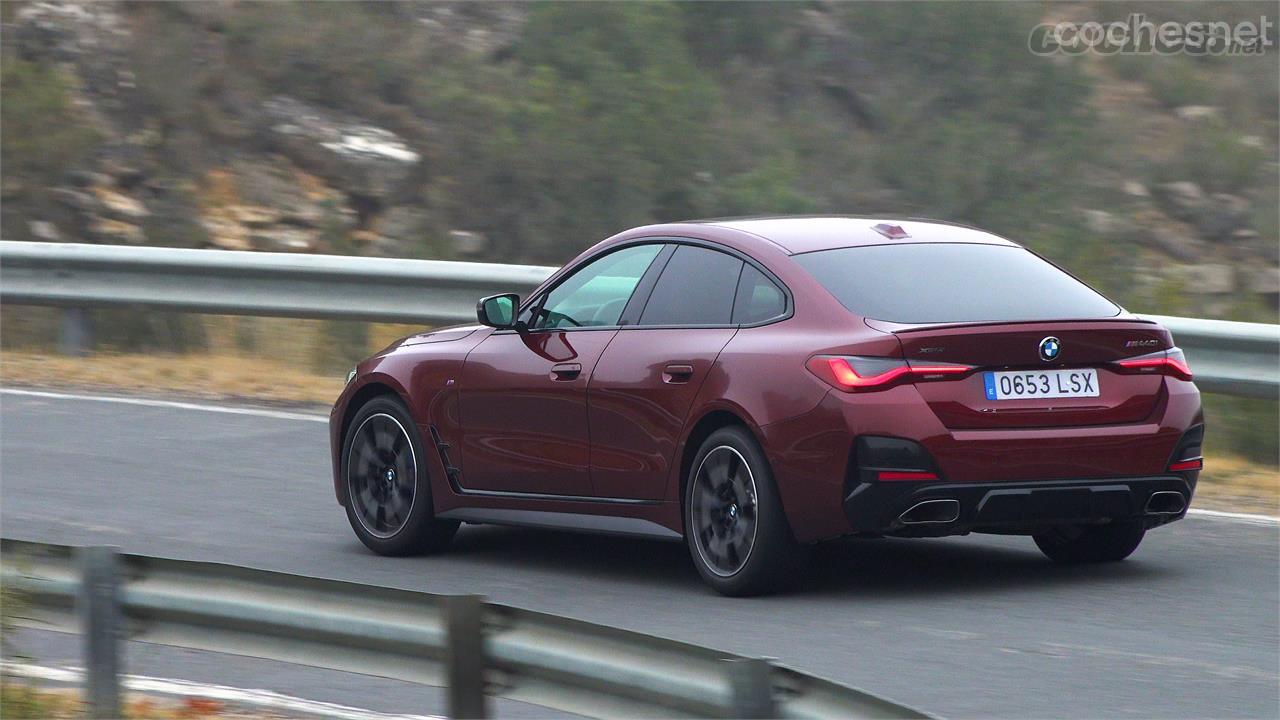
<box><xmin>1</xmin><ymin>539</ymin><xmax>928</xmax><ymax>719</ymax></box>
<box><xmin>1145</xmin><ymin>315</ymin><xmax>1279</xmax><ymax>399</ymax></box>
<box><xmin>0</xmin><ymin>241</ymin><xmax>1276</xmax><ymax>398</ymax></box>
<box><xmin>0</xmin><ymin>240</ymin><xmax>555</xmax><ymax>325</ymax></box>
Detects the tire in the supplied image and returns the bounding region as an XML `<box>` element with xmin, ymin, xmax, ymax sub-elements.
<box><xmin>342</xmin><ymin>396</ymin><xmax>458</xmax><ymax>556</ymax></box>
<box><xmin>1034</xmin><ymin>521</ymin><xmax>1145</xmax><ymax>564</ymax></box>
<box><xmin>684</xmin><ymin>426</ymin><xmax>807</xmax><ymax>596</ymax></box>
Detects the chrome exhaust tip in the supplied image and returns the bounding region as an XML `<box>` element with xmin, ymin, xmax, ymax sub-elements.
<box><xmin>898</xmin><ymin>499</ymin><xmax>961</xmax><ymax>525</ymax></box>
<box><xmin>1145</xmin><ymin>491</ymin><xmax>1187</xmax><ymax>515</ymax></box>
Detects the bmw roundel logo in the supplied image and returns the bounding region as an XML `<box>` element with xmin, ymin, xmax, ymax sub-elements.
<box><xmin>1039</xmin><ymin>336</ymin><xmax>1061</xmax><ymax>362</ymax></box>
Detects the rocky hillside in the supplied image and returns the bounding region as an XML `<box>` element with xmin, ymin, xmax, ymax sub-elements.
<box><xmin>1</xmin><ymin>1</ymin><xmax>1276</xmax><ymax>320</ymax></box>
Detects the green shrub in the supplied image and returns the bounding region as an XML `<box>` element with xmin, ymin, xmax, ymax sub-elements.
<box><xmin>0</xmin><ymin>55</ymin><xmax>100</xmax><ymax>188</ymax></box>
<box><xmin>1144</xmin><ymin>57</ymin><xmax>1216</xmax><ymax>110</ymax></box>
<box><xmin>1203</xmin><ymin>394</ymin><xmax>1280</xmax><ymax>465</ymax></box>
<box><xmin>1154</xmin><ymin>121</ymin><xmax>1264</xmax><ymax>194</ymax></box>
<box><xmin>717</xmin><ymin>153</ymin><xmax>818</xmax><ymax>216</ymax></box>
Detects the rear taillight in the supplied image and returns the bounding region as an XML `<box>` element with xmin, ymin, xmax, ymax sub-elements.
<box><xmin>1113</xmin><ymin>347</ymin><xmax>1193</xmax><ymax>381</ymax></box>
<box><xmin>1168</xmin><ymin>458</ymin><xmax>1203</xmax><ymax>472</ymax></box>
<box><xmin>807</xmin><ymin>355</ymin><xmax>972</xmax><ymax>393</ymax></box>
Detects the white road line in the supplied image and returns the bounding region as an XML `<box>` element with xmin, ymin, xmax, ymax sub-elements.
<box><xmin>1</xmin><ymin>662</ymin><xmax>439</xmax><ymax>720</ymax></box>
<box><xmin>0</xmin><ymin>387</ymin><xmax>328</xmax><ymax>423</ymax></box>
<box><xmin>1187</xmin><ymin>508</ymin><xmax>1280</xmax><ymax>525</ymax></box>
<box><xmin>4</xmin><ymin>386</ymin><xmax>1278</xmax><ymax>526</ymax></box>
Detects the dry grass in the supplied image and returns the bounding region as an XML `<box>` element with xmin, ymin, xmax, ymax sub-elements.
<box><xmin>0</xmin><ymin>681</ymin><xmax>294</xmax><ymax>718</ymax></box>
<box><xmin>0</xmin><ymin>351</ymin><xmax>342</xmax><ymax>407</ymax></box>
<box><xmin>1</xmin><ymin>350</ymin><xmax>1276</xmax><ymax>514</ymax></box>
<box><xmin>1194</xmin><ymin>455</ymin><xmax>1280</xmax><ymax>516</ymax></box>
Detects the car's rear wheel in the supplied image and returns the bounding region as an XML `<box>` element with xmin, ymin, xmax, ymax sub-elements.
<box><xmin>684</xmin><ymin>426</ymin><xmax>806</xmax><ymax>596</ymax></box>
<box><xmin>1033</xmin><ymin>521</ymin><xmax>1145</xmax><ymax>564</ymax></box>
<box><xmin>343</xmin><ymin>396</ymin><xmax>458</xmax><ymax>555</ymax></box>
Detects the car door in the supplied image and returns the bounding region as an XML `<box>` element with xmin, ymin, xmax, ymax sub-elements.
<box><xmin>587</xmin><ymin>243</ymin><xmax>756</xmax><ymax>500</ymax></box>
<box><xmin>457</xmin><ymin>243</ymin><xmax>663</xmax><ymax>497</ymax></box>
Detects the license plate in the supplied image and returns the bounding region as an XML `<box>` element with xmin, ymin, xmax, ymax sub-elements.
<box><xmin>983</xmin><ymin>369</ymin><xmax>1100</xmax><ymax>400</ymax></box>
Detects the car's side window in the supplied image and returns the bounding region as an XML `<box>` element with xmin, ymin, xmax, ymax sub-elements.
<box><xmin>732</xmin><ymin>265</ymin><xmax>787</xmax><ymax>324</ymax></box>
<box><xmin>530</xmin><ymin>244</ymin><xmax>663</xmax><ymax>330</ymax></box>
<box><xmin>638</xmin><ymin>245</ymin><xmax>743</xmax><ymax>327</ymax></box>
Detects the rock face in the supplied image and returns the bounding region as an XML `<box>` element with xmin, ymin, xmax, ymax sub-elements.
<box><xmin>1173</xmin><ymin>263</ymin><xmax>1235</xmax><ymax>294</ymax></box>
<box><xmin>1121</xmin><ymin>180</ymin><xmax>1150</xmax><ymax>199</ymax></box>
<box><xmin>1173</xmin><ymin>105</ymin><xmax>1221</xmax><ymax>122</ymax></box>
<box><xmin>88</xmin><ymin>217</ymin><xmax>145</xmax><ymax>245</ymax></box>
<box><xmin>1153</xmin><ymin>181</ymin><xmax>1252</xmax><ymax>241</ymax></box>
<box><xmin>261</xmin><ymin>96</ymin><xmax>421</xmax><ymax>202</ymax></box>
<box><xmin>1155</xmin><ymin>181</ymin><xmax>1206</xmax><ymax>221</ymax></box>
<box><xmin>230</xmin><ymin>159</ymin><xmax>355</xmax><ymax>230</ymax></box>
<box><xmin>363</xmin><ymin>206</ymin><xmax>432</xmax><ymax>257</ymax></box>
<box><xmin>13</xmin><ymin>1</ymin><xmax>142</xmax><ymax>140</ymax></box>
<box><xmin>449</xmin><ymin>230</ymin><xmax>489</xmax><ymax>257</ymax></box>
<box><xmin>249</xmin><ymin>227</ymin><xmax>318</xmax><ymax>254</ymax></box>
<box><xmin>1129</xmin><ymin>206</ymin><xmax>1206</xmax><ymax>261</ymax></box>
<box><xmin>800</xmin><ymin>6</ymin><xmax>881</xmax><ymax>129</ymax></box>
<box><xmin>29</xmin><ymin>221</ymin><xmax>62</xmax><ymax>242</ymax></box>
<box><xmin>1196</xmin><ymin>193</ymin><xmax>1250</xmax><ymax>240</ymax></box>
<box><xmin>196</xmin><ymin>160</ymin><xmax>355</xmax><ymax>253</ymax></box>
<box><xmin>415</xmin><ymin>2</ymin><xmax>529</xmax><ymax>57</ymax></box>
<box><xmin>199</xmin><ymin>216</ymin><xmax>250</xmax><ymax>251</ymax></box>
<box><xmin>92</xmin><ymin>186</ymin><xmax>149</xmax><ymax>221</ymax></box>
<box><xmin>1083</xmin><ymin>209</ymin><xmax>1129</xmax><ymax>237</ymax></box>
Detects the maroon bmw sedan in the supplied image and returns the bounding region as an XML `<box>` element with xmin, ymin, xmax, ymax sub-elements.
<box><xmin>330</xmin><ymin>217</ymin><xmax>1203</xmax><ymax>595</ymax></box>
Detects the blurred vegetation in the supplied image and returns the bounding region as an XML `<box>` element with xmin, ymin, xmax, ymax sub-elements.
<box><xmin>0</xmin><ymin>57</ymin><xmax>99</xmax><ymax>188</ymax></box>
<box><xmin>1</xmin><ymin>1</ymin><xmax>1274</xmax><ymax>293</ymax></box>
<box><xmin>0</xmin><ymin>1</ymin><xmax>1276</xmax><ymax>464</ymax></box>
<box><xmin>1204</xmin><ymin>394</ymin><xmax>1280</xmax><ymax>465</ymax></box>
<box><xmin>1153</xmin><ymin>117</ymin><xmax>1266</xmax><ymax>194</ymax></box>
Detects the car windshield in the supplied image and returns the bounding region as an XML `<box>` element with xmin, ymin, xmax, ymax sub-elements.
<box><xmin>793</xmin><ymin>243</ymin><xmax>1120</xmax><ymax>324</ymax></box>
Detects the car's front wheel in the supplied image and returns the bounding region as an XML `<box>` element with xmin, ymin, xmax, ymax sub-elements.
<box><xmin>1034</xmin><ymin>521</ymin><xmax>1145</xmax><ymax>564</ymax></box>
<box><xmin>342</xmin><ymin>396</ymin><xmax>458</xmax><ymax>556</ymax></box>
<box><xmin>684</xmin><ymin>426</ymin><xmax>806</xmax><ymax>596</ymax></box>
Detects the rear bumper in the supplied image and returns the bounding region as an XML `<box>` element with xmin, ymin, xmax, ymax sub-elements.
<box><xmin>843</xmin><ymin>474</ymin><xmax>1196</xmax><ymax>538</ymax></box>
<box><xmin>759</xmin><ymin>377</ymin><xmax>1203</xmax><ymax>543</ymax></box>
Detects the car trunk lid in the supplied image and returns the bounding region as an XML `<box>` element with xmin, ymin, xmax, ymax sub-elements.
<box><xmin>872</xmin><ymin>318</ymin><xmax>1171</xmax><ymax>429</ymax></box>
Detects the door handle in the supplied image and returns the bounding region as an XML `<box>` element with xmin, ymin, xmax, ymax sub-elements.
<box><xmin>663</xmin><ymin>364</ymin><xmax>694</xmax><ymax>384</ymax></box>
<box><xmin>550</xmin><ymin>362</ymin><xmax>582</xmax><ymax>380</ymax></box>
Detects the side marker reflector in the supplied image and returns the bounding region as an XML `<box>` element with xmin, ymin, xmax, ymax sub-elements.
<box><xmin>877</xmin><ymin>471</ymin><xmax>940</xmax><ymax>481</ymax></box>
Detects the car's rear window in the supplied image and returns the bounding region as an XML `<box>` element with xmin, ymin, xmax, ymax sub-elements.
<box><xmin>792</xmin><ymin>243</ymin><xmax>1120</xmax><ymax>324</ymax></box>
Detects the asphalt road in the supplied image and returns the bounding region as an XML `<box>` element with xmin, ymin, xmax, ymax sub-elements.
<box><xmin>2</xmin><ymin>388</ymin><xmax>1277</xmax><ymax>719</ymax></box>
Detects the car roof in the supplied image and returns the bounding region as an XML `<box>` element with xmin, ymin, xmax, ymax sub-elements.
<box><xmin>693</xmin><ymin>216</ymin><xmax>1021</xmax><ymax>255</ymax></box>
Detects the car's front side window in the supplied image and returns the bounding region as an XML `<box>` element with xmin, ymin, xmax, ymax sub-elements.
<box><xmin>531</xmin><ymin>244</ymin><xmax>663</xmax><ymax>329</ymax></box>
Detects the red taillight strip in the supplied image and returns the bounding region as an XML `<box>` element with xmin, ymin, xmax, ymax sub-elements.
<box><xmin>826</xmin><ymin>358</ymin><xmax>913</xmax><ymax>388</ymax></box>
<box><xmin>1114</xmin><ymin>349</ymin><xmax>1193</xmax><ymax>381</ymax></box>
<box><xmin>1165</xmin><ymin>355</ymin><xmax>1193</xmax><ymax>379</ymax></box>
<box><xmin>1169</xmin><ymin>458</ymin><xmax>1203</xmax><ymax>472</ymax></box>
<box><xmin>811</xmin><ymin>356</ymin><xmax>974</xmax><ymax>393</ymax></box>
<box><xmin>878</xmin><ymin>470</ymin><xmax>940</xmax><ymax>481</ymax></box>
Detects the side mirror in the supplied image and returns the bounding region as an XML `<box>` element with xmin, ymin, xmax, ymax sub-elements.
<box><xmin>477</xmin><ymin>293</ymin><xmax>520</xmax><ymax>329</ymax></box>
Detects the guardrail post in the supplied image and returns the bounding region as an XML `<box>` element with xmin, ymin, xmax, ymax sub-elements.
<box><xmin>442</xmin><ymin>594</ymin><xmax>487</xmax><ymax>719</ymax></box>
<box><xmin>728</xmin><ymin>657</ymin><xmax>777</xmax><ymax>719</ymax></box>
<box><xmin>77</xmin><ymin>546</ymin><xmax>121</xmax><ymax>719</ymax></box>
<box><xmin>59</xmin><ymin>308</ymin><xmax>91</xmax><ymax>357</ymax></box>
